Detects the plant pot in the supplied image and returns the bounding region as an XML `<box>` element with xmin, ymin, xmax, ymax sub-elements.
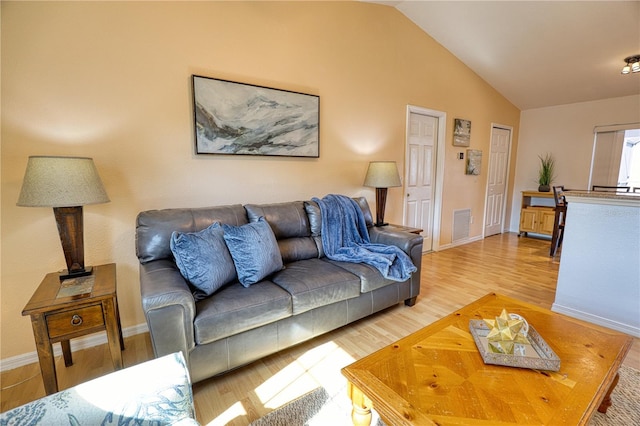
<box><xmin>538</xmin><ymin>185</ymin><xmax>550</xmax><ymax>192</ymax></box>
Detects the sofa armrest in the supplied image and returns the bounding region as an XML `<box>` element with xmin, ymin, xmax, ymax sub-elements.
<box><xmin>368</xmin><ymin>227</ymin><xmax>423</xmax><ymax>257</ymax></box>
<box><xmin>140</xmin><ymin>260</ymin><xmax>196</xmax><ymax>359</ymax></box>
<box><xmin>0</xmin><ymin>352</ymin><xmax>198</xmax><ymax>425</ymax></box>
<box><xmin>369</xmin><ymin>227</ymin><xmax>423</xmax><ymax>302</ymax></box>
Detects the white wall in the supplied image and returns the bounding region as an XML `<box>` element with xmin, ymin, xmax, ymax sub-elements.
<box><xmin>510</xmin><ymin>95</ymin><xmax>640</xmax><ymax>231</ymax></box>
<box><xmin>1</xmin><ymin>1</ymin><xmax>520</xmax><ymax>361</ymax></box>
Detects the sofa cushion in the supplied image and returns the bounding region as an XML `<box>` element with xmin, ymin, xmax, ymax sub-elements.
<box><xmin>306</xmin><ymin>197</ymin><xmax>374</xmax><ymax>231</ymax></box>
<box><xmin>270</xmin><ymin>258</ymin><xmax>361</xmax><ymax>315</ymax></box>
<box><xmin>303</xmin><ymin>201</ymin><xmax>325</xmax><ymax>258</ymax></box>
<box><xmin>222</xmin><ymin>217</ymin><xmax>284</xmax><ymax>287</ymax></box>
<box><xmin>326</xmin><ymin>259</ymin><xmax>397</xmax><ymax>293</ymax></box>
<box><xmin>193</xmin><ymin>281</ymin><xmax>292</xmax><ymax>344</ymax></box>
<box><xmin>304</xmin><ymin>197</ymin><xmax>375</xmax><ymax>259</ymax></box>
<box><xmin>136</xmin><ymin>204</ymin><xmax>247</xmax><ymax>264</ymax></box>
<box><xmin>245</xmin><ymin>202</ymin><xmax>319</xmax><ymax>263</ymax></box>
<box><xmin>170</xmin><ymin>222</ymin><xmax>237</xmax><ymax>300</ymax></box>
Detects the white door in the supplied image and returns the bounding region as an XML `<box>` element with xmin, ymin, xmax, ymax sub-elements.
<box><xmin>405</xmin><ymin>112</ymin><xmax>437</xmax><ymax>251</ymax></box>
<box><xmin>485</xmin><ymin>126</ymin><xmax>511</xmax><ymax>237</ymax></box>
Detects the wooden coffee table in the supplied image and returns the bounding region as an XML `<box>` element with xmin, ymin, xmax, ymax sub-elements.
<box><xmin>342</xmin><ymin>293</ymin><xmax>632</xmax><ymax>426</ymax></box>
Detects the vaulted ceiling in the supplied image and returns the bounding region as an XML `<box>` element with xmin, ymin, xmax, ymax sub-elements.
<box><xmin>369</xmin><ymin>1</ymin><xmax>640</xmax><ymax>110</ymax></box>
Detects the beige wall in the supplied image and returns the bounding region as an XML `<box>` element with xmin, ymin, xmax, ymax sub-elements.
<box><xmin>1</xmin><ymin>1</ymin><xmax>520</xmax><ymax>361</ymax></box>
<box><xmin>510</xmin><ymin>95</ymin><xmax>640</xmax><ymax>231</ymax></box>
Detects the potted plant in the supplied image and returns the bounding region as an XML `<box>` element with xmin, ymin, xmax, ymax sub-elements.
<box><xmin>537</xmin><ymin>153</ymin><xmax>555</xmax><ymax>192</ymax></box>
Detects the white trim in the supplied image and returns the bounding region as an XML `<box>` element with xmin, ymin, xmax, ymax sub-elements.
<box><xmin>551</xmin><ymin>303</ymin><xmax>640</xmax><ymax>338</ymax></box>
<box><xmin>437</xmin><ymin>235</ymin><xmax>483</xmax><ymax>251</ymax></box>
<box><xmin>0</xmin><ymin>323</ymin><xmax>149</xmax><ymax>372</ymax></box>
<box><xmin>593</xmin><ymin>122</ymin><xmax>640</xmax><ymax>133</ymax></box>
<box><xmin>588</xmin><ymin>131</ymin><xmax>598</xmax><ymax>190</ymax></box>
<box><xmin>405</xmin><ymin>105</ymin><xmax>446</xmax><ymax>252</ymax></box>
<box><xmin>483</xmin><ymin>123</ymin><xmax>513</xmax><ymax>238</ymax></box>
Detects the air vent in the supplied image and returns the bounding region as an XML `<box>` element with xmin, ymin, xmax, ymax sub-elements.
<box><xmin>452</xmin><ymin>209</ymin><xmax>471</xmax><ymax>243</ymax></box>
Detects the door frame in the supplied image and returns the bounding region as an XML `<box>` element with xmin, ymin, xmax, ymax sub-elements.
<box><xmin>404</xmin><ymin>105</ymin><xmax>446</xmax><ymax>252</ymax></box>
<box><xmin>482</xmin><ymin>123</ymin><xmax>513</xmax><ymax>237</ymax></box>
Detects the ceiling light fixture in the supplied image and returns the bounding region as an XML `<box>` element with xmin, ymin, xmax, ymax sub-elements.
<box><xmin>621</xmin><ymin>55</ymin><xmax>640</xmax><ymax>74</ymax></box>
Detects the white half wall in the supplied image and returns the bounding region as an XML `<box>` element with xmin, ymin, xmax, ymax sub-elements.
<box><xmin>552</xmin><ymin>194</ymin><xmax>640</xmax><ymax>337</ymax></box>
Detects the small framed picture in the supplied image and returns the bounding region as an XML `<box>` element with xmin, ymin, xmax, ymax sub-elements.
<box><xmin>466</xmin><ymin>149</ymin><xmax>482</xmax><ymax>175</ymax></box>
<box><xmin>453</xmin><ymin>118</ymin><xmax>471</xmax><ymax>147</ymax></box>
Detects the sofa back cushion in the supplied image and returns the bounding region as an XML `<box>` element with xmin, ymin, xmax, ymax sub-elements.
<box><xmin>304</xmin><ymin>196</ymin><xmax>374</xmax><ymax>257</ymax></box>
<box><xmin>354</xmin><ymin>197</ymin><xmax>375</xmax><ymax>227</ymax></box>
<box><xmin>245</xmin><ymin>202</ymin><xmax>318</xmax><ymax>264</ymax></box>
<box><xmin>136</xmin><ymin>204</ymin><xmax>248</xmax><ymax>264</ymax></box>
<box><xmin>136</xmin><ymin>198</ymin><xmax>373</xmax><ymax>265</ymax></box>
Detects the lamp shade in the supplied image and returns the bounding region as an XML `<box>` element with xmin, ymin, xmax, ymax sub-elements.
<box><xmin>17</xmin><ymin>156</ymin><xmax>110</xmax><ymax>207</ymax></box>
<box><xmin>363</xmin><ymin>161</ymin><xmax>401</xmax><ymax>188</ymax></box>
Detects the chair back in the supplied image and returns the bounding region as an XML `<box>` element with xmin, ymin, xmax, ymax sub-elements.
<box><xmin>552</xmin><ymin>185</ymin><xmax>566</xmax><ymax>208</ymax></box>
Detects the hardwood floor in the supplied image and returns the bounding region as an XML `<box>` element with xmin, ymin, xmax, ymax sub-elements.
<box><xmin>2</xmin><ymin>233</ymin><xmax>638</xmax><ymax>424</ymax></box>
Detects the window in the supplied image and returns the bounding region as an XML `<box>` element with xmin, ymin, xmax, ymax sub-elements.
<box><xmin>590</xmin><ymin>126</ymin><xmax>640</xmax><ymax>191</ymax></box>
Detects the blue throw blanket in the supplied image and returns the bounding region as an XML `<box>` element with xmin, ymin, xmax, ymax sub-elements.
<box><xmin>312</xmin><ymin>194</ymin><xmax>417</xmax><ymax>282</ymax></box>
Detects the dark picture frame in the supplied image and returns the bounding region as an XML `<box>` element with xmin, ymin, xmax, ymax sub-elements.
<box><xmin>192</xmin><ymin>75</ymin><xmax>319</xmax><ymax>157</ymax></box>
<box><xmin>453</xmin><ymin>118</ymin><xmax>471</xmax><ymax>147</ymax></box>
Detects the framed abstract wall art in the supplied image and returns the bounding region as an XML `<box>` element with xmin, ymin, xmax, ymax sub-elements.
<box><xmin>453</xmin><ymin>118</ymin><xmax>471</xmax><ymax>147</ymax></box>
<box><xmin>192</xmin><ymin>75</ymin><xmax>320</xmax><ymax>157</ymax></box>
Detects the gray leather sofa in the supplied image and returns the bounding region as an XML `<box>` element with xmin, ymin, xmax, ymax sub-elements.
<box><xmin>136</xmin><ymin>197</ymin><xmax>422</xmax><ymax>383</ymax></box>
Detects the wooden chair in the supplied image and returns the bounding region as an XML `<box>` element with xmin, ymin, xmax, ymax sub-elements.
<box><xmin>592</xmin><ymin>185</ymin><xmax>630</xmax><ymax>192</ymax></box>
<box><xmin>550</xmin><ymin>185</ymin><xmax>567</xmax><ymax>256</ymax></box>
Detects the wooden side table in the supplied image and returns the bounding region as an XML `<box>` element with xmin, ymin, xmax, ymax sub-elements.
<box><xmin>22</xmin><ymin>263</ymin><xmax>124</xmax><ymax>395</ymax></box>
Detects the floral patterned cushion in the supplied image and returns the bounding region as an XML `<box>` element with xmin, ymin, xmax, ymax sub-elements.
<box><xmin>0</xmin><ymin>352</ymin><xmax>198</xmax><ymax>426</ymax></box>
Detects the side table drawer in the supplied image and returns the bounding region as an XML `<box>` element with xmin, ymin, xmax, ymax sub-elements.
<box><xmin>47</xmin><ymin>304</ymin><xmax>105</xmax><ymax>339</ymax></box>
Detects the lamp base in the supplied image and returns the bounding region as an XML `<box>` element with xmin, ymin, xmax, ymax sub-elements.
<box><xmin>59</xmin><ymin>266</ymin><xmax>93</xmax><ymax>281</ymax></box>
<box><xmin>374</xmin><ymin>222</ymin><xmax>389</xmax><ymax>227</ymax></box>
<box><xmin>374</xmin><ymin>187</ymin><xmax>389</xmax><ymax>228</ymax></box>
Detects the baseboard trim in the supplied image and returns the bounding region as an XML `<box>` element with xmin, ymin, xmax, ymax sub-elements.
<box><xmin>437</xmin><ymin>235</ymin><xmax>483</xmax><ymax>251</ymax></box>
<box><xmin>0</xmin><ymin>323</ymin><xmax>149</xmax><ymax>372</ymax></box>
<box><xmin>551</xmin><ymin>303</ymin><xmax>640</xmax><ymax>338</ymax></box>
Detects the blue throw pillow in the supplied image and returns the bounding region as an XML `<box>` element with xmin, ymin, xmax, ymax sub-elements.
<box><xmin>170</xmin><ymin>222</ymin><xmax>237</xmax><ymax>300</ymax></box>
<box><xmin>222</xmin><ymin>217</ymin><xmax>284</xmax><ymax>287</ymax></box>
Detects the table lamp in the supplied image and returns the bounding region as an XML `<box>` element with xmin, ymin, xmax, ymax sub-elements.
<box><xmin>363</xmin><ymin>161</ymin><xmax>401</xmax><ymax>226</ymax></box>
<box><xmin>17</xmin><ymin>156</ymin><xmax>110</xmax><ymax>280</ymax></box>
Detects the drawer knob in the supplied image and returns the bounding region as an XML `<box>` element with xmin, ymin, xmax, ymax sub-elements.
<box><xmin>71</xmin><ymin>314</ymin><xmax>83</xmax><ymax>326</ymax></box>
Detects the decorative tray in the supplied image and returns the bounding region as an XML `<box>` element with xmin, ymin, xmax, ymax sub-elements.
<box><xmin>57</xmin><ymin>275</ymin><xmax>95</xmax><ymax>299</ymax></box>
<box><xmin>469</xmin><ymin>319</ymin><xmax>561</xmax><ymax>371</ymax></box>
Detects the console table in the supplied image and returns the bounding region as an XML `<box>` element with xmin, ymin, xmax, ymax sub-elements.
<box><xmin>22</xmin><ymin>263</ymin><xmax>124</xmax><ymax>394</ymax></box>
<box><xmin>518</xmin><ymin>190</ymin><xmax>556</xmax><ymax>237</ymax></box>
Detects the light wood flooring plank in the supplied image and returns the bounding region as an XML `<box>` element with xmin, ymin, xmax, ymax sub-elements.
<box><xmin>2</xmin><ymin>233</ymin><xmax>638</xmax><ymax>424</ymax></box>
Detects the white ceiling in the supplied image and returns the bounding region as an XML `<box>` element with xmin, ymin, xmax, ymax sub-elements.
<box><xmin>369</xmin><ymin>1</ymin><xmax>640</xmax><ymax>110</ymax></box>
